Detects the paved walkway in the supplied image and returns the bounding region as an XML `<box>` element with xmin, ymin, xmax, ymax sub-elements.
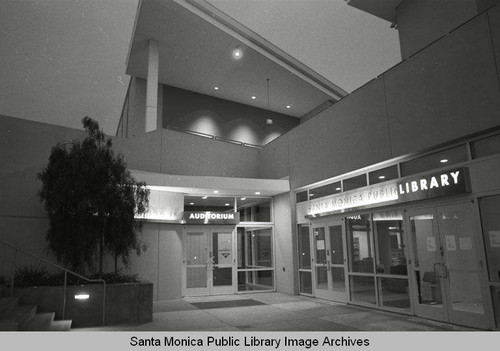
<box><xmin>74</xmin><ymin>292</ymin><xmax>473</xmax><ymax>332</ymax></box>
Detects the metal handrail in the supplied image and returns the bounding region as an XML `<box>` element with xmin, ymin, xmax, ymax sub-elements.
<box><xmin>0</xmin><ymin>238</ymin><xmax>106</xmax><ymax>326</ymax></box>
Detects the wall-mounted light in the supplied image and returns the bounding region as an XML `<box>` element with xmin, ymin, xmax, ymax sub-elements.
<box><xmin>74</xmin><ymin>294</ymin><xmax>90</xmax><ymax>300</ymax></box>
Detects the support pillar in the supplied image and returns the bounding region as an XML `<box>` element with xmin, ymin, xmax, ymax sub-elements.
<box><xmin>145</xmin><ymin>40</ymin><xmax>159</xmax><ymax>133</ymax></box>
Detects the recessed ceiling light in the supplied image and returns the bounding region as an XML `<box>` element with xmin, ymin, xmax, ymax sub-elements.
<box><xmin>214</xmin><ymin>86</ymin><xmax>219</xmax><ymax>90</ymax></box>
<box><xmin>255</xmin><ymin>192</ymin><xmax>261</xmax><ymax>195</ymax></box>
<box><xmin>232</xmin><ymin>47</ymin><xmax>242</xmax><ymax>59</ymax></box>
<box><xmin>286</xmin><ymin>105</ymin><xmax>291</xmax><ymax>109</ymax></box>
<box><xmin>379</xmin><ymin>175</ymin><xmax>386</xmax><ymax>179</ymax></box>
<box><xmin>251</xmin><ymin>96</ymin><xmax>256</xmax><ymax>100</ymax></box>
<box><xmin>213</xmin><ymin>190</ymin><xmax>219</xmax><ymax>194</ymax></box>
<box><xmin>440</xmin><ymin>159</ymin><xmax>448</xmax><ymax>163</ymax></box>
<box><xmin>202</xmin><ymin>196</ymin><xmax>208</xmax><ymax>199</ymax></box>
<box><xmin>241</xmin><ymin>197</ymin><xmax>246</xmax><ymax>200</ymax></box>
<box><xmin>189</xmin><ymin>202</ymin><xmax>194</xmax><ymax>205</ymax></box>
<box><xmin>336</xmin><ymin>187</ymin><xmax>341</xmax><ymax>191</ymax></box>
<box><xmin>309</xmin><ymin>193</ymin><xmax>314</xmax><ymax>197</ymax></box>
<box><xmin>225</xmin><ymin>203</ymin><xmax>230</xmax><ymax>206</ymax></box>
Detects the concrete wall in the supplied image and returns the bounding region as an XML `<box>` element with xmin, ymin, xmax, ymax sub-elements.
<box><xmin>260</xmin><ymin>6</ymin><xmax>500</xmax><ymax>190</ymax></box>
<box><xmin>162</xmin><ymin>85</ymin><xmax>299</xmax><ymax>146</ymax></box>
<box><xmin>397</xmin><ymin>0</ymin><xmax>478</xmax><ymax>59</ymax></box>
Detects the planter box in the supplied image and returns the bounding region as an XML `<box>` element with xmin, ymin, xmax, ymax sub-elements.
<box><xmin>11</xmin><ymin>282</ymin><xmax>153</xmax><ymax>328</ymax></box>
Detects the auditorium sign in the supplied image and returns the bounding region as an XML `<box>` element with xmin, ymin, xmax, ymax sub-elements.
<box><xmin>182</xmin><ymin>211</ymin><xmax>240</xmax><ymax>225</ymax></box>
<box><xmin>297</xmin><ymin>167</ymin><xmax>470</xmax><ymax>219</ymax></box>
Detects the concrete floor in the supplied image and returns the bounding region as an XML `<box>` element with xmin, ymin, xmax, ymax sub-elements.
<box><xmin>74</xmin><ymin>292</ymin><xmax>473</xmax><ymax>332</ymax></box>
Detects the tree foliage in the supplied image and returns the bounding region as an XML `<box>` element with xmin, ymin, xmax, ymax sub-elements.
<box><xmin>38</xmin><ymin>117</ymin><xmax>149</xmax><ymax>274</ymax></box>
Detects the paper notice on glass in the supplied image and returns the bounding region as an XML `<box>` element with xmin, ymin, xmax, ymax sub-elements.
<box><xmin>317</xmin><ymin>240</ymin><xmax>325</xmax><ymax>250</ymax></box>
<box><xmin>426</xmin><ymin>237</ymin><xmax>436</xmax><ymax>252</ymax></box>
<box><xmin>490</xmin><ymin>231</ymin><xmax>500</xmax><ymax>248</ymax></box>
<box><xmin>459</xmin><ymin>237</ymin><xmax>472</xmax><ymax>250</ymax></box>
<box><xmin>445</xmin><ymin>235</ymin><xmax>457</xmax><ymax>251</ymax></box>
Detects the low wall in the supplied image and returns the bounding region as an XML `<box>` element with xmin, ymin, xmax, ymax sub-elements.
<box><xmin>10</xmin><ymin>282</ymin><xmax>153</xmax><ymax>328</ymax></box>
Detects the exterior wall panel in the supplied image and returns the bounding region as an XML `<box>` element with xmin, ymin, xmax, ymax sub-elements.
<box><xmin>397</xmin><ymin>0</ymin><xmax>478</xmax><ymax>59</ymax></box>
<box><xmin>385</xmin><ymin>13</ymin><xmax>500</xmax><ymax>157</ymax></box>
<box><xmin>273</xmin><ymin>192</ymin><xmax>295</xmax><ymax>294</ymax></box>
<box><xmin>259</xmin><ymin>134</ymin><xmax>290</xmax><ymax>180</ymax></box>
<box><xmin>288</xmin><ymin>78</ymin><xmax>392</xmax><ymax>189</ymax></box>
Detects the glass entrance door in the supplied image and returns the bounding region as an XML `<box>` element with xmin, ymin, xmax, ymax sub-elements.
<box><xmin>183</xmin><ymin>227</ymin><xmax>235</xmax><ymax>296</ymax></box>
<box><xmin>407</xmin><ymin>202</ymin><xmax>493</xmax><ymax>329</ymax></box>
<box><xmin>312</xmin><ymin>221</ymin><xmax>348</xmax><ymax>302</ymax></box>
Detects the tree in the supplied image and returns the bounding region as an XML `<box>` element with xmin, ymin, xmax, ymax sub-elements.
<box><xmin>38</xmin><ymin>117</ymin><xmax>149</xmax><ymax>274</ymax></box>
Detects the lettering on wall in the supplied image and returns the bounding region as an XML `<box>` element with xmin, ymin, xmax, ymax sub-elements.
<box><xmin>183</xmin><ymin>211</ymin><xmax>240</xmax><ymax>225</ymax></box>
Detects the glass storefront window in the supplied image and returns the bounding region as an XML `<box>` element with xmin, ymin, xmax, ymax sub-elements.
<box><xmin>347</xmin><ymin>214</ymin><xmax>374</xmax><ymax>273</ymax></box>
<box><xmin>350</xmin><ymin>275</ymin><xmax>376</xmax><ymax>305</ymax></box>
<box><xmin>309</xmin><ymin>181</ymin><xmax>341</xmax><ymax>200</ymax></box>
<box><xmin>237</xmin><ymin>226</ymin><xmax>274</xmax><ymax>292</ymax></box>
<box><xmin>296</xmin><ymin>191</ymin><xmax>308</xmax><ymax>203</ymax></box>
<box><xmin>378</xmin><ymin>277</ymin><xmax>411</xmax><ymax>310</ymax></box>
<box><xmin>184</xmin><ymin>195</ymin><xmax>234</xmax><ymax>211</ymax></box>
<box><xmin>471</xmin><ymin>133</ymin><xmax>500</xmax><ymax>159</ymax></box>
<box><xmin>237</xmin><ymin>197</ymin><xmax>271</xmax><ymax>222</ymax></box>
<box><xmin>373</xmin><ymin>211</ymin><xmax>407</xmax><ymax>276</ymax></box>
<box><xmin>343</xmin><ymin>174</ymin><xmax>367</xmax><ymax>191</ymax></box>
<box><xmin>479</xmin><ymin>196</ymin><xmax>500</xmax><ymax>282</ymax></box>
<box><xmin>298</xmin><ymin>224</ymin><xmax>311</xmax><ymax>269</ymax></box>
<box><xmin>400</xmin><ymin>144</ymin><xmax>468</xmax><ymax>177</ymax></box>
<box><xmin>369</xmin><ymin>165</ymin><xmax>399</xmax><ymax>185</ymax></box>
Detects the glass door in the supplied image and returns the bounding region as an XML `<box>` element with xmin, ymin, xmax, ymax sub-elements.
<box><xmin>407</xmin><ymin>203</ymin><xmax>493</xmax><ymax>329</ymax></box>
<box><xmin>183</xmin><ymin>227</ymin><xmax>235</xmax><ymax>296</ymax></box>
<box><xmin>312</xmin><ymin>220</ymin><xmax>348</xmax><ymax>302</ymax></box>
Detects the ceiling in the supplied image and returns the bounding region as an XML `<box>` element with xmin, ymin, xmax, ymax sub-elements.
<box><xmin>126</xmin><ymin>0</ymin><xmax>345</xmax><ymax>118</ymax></box>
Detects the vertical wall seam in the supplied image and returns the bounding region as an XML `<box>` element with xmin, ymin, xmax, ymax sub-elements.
<box><xmin>157</xmin><ymin>225</ymin><xmax>160</xmax><ymax>301</ymax></box>
<box><xmin>382</xmin><ymin>76</ymin><xmax>394</xmax><ymax>158</ymax></box>
<box><xmin>486</xmin><ymin>9</ymin><xmax>500</xmax><ymax>98</ymax></box>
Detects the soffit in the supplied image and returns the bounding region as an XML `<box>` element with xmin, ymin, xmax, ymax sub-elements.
<box><xmin>127</xmin><ymin>0</ymin><xmax>337</xmax><ymax>118</ymax></box>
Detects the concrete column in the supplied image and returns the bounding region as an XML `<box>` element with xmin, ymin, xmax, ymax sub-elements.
<box><xmin>145</xmin><ymin>40</ymin><xmax>159</xmax><ymax>133</ymax></box>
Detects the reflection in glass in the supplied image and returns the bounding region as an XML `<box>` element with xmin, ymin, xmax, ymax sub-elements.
<box><xmin>347</xmin><ymin>214</ymin><xmax>374</xmax><ymax>273</ymax></box>
<box><xmin>300</xmin><ymin>271</ymin><xmax>313</xmax><ymax>295</ymax></box>
<box><xmin>237</xmin><ymin>270</ymin><xmax>273</xmax><ymax>291</ymax></box>
<box><xmin>331</xmin><ymin>267</ymin><xmax>345</xmax><ymax>292</ymax></box>
<box><xmin>379</xmin><ymin>277</ymin><xmax>410</xmax><ymax>310</ymax></box>
<box><xmin>416</xmin><ymin>270</ymin><xmax>443</xmax><ymax>307</ymax></box>
<box><xmin>479</xmin><ymin>196</ymin><xmax>500</xmax><ymax>282</ymax></box>
<box><xmin>298</xmin><ymin>224</ymin><xmax>311</xmax><ymax>269</ymax></box>
<box><xmin>237</xmin><ymin>198</ymin><xmax>271</xmax><ymax>222</ymax></box>
<box><xmin>350</xmin><ymin>275</ymin><xmax>376</xmax><ymax>304</ymax></box>
<box><xmin>374</xmin><ymin>212</ymin><xmax>407</xmax><ymax>275</ymax></box>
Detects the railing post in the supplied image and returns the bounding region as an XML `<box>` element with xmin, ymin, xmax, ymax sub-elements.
<box><xmin>62</xmin><ymin>270</ymin><xmax>67</xmax><ymax>320</ymax></box>
<box><xmin>9</xmin><ymin>242</ymin><xmax>19</xmax><ymax>297</ymax></box>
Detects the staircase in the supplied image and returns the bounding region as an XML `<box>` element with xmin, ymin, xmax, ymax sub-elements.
<box><xmin>0</xmin><ymin>295</ymin><xmax>72</xmax><ymax>331</ymax></box>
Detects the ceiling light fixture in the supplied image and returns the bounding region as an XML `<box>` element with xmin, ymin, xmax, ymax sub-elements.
<box><xmin>286</xmin><ymin>105</ymin><xmax>291</xmax><ymax>109</ymax></box>
<box><xmin>213</xmin><ymin>190</ymin><xmax>219</xmax><ymax>194</ymax></box>
<box><xmin>379</xmin><ymin>175</ymin><xmax>386</xmax><ymax>179</ymax></box>
<box><xmin>225</xmin><ymin>203</ymin><xmax>230</xmax><ymax>206</ymax></box>
<box><xmin>189</xmin><ymin>202</ymin><xmax>195</xmax><ymax>205</ymax></box>
<box><xmin>255</xmin><ymin>192</ymin><xmax>261</xmax><ymax>195</ymax></box>
<box><xmin>241</xmin><ymin>197</ymin><xmax>246</xmax><ymax>200</ymax></box>
<box><xmin>214</xmin><ymin>86</ymin><xmax>219</xmax><ymax>91</ymax></box>
<box><xmin>202</xmin><ymin>196</ymin><xmax>208</xmax><ymax>199</ymax></box>
<box><xmin>336</xmin><ymin>187</ymin><xmax>341</xmax><ymax>191</ymax></box>
<box><xmin>309</xmin><ymin>193</ymin><xmax>314</xmax><ymax>197</ymax></box>
<box><xmin>266</xmin><ymin>78</ymin><xmax>273</xmax><ymax>126</ymax></box>
<box><xmin>251</xmin><ymin>96</ymin><xmax>256</xmax><ymax>100</ymax></box>
<box><xmin>232</xmin><ymin>47</ymin><xmax>242</xmax><ymax>59</ymax></box>
<box><xmin>440</xmin><ymin>159</ymin><xmax>448</xmax><ymax>163</ymax></box>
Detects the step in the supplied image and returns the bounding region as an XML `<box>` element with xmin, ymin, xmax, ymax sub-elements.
<box><xmin>0</xmin><ymin>297</ymin><xmax>19</xmax><ymax>314</ymax></box>
<box><xmin>0</xmin><ymin>304</ymin><xmax>37</xmax><ymax>331</ymax></box>
<box><xmin>22</xmin><ymin>312</ymin><xmax>55</xmax><ymax>331</ymax></box>
<box><xmin>48</xmin><ymin>320</ymin><xmax>72</xmax><ymax>331</ymax></box>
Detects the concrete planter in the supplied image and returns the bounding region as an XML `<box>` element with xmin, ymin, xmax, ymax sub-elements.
<box><xmin>11</xmin><ymin>282</ymin><xmax>153</xmax><ymax>328</ymax></box>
